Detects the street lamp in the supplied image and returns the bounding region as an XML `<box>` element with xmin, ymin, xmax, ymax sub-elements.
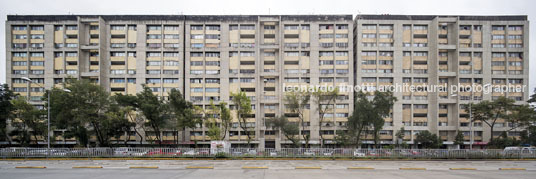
<box><xmin>21</xmin><ymin>77</ymin><xmax>70</xmax><ymax>150</ymax></box>
<box><xmin>451</xmin><ymin>93</ymin><xmax>473</xmax><ymax>150</ymax></box>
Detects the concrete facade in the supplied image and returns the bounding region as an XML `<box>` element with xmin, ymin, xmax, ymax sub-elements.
<box><xmin>4</xmin><ymin>14</ymin><xmax>529</xmax><ymax>149</ymax></box>
<box><xmin>354</xmin><ymin>15</ymin><xmax>529</xmax><ymax>148</ymax></box>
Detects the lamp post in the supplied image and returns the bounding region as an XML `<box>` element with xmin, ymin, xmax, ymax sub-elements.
<box><xmin>21</xmin><ymin>77</ymin><xmax>70</xmax><ymax>150</ymax></box>
<box><xmin>451</xmin><ymin>93</ymin><xmax>473</xmax><ymax>149</ymax></box>
<box><xmin>469</xmin><ymin>102</ymin><xmax>473</xmax><ymax>150</ymax></box>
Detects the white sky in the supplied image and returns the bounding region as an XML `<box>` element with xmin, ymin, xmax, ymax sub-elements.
<box><xmin>1</xmin><ymin>0</ymin><xmax>535</xmax><ymax>94</ymax></box>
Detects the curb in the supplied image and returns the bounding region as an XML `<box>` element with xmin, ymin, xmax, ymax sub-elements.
<box><xmin>499</xmin><ymin>168</ymin><xmax>526</xmax><ymax>170</ymax></box>
<box><xmin>450</xmin><ymin>168</ymin><xmax>477</xmax><ymax>170</ymax></box>
<box><xmin>15</xmin><ymin>166</ymin><xmax>46</xmax><ymax>169</ymax></box>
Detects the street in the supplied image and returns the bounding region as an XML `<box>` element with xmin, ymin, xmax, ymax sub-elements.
<box><xmin>1</xmin><ymin>160</ymin><xmax>535</xmax><ymax>179</ymax></box>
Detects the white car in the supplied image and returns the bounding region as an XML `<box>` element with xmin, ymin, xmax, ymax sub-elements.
<box><xmin>353</xmin><ymin>150</ymin><xmax>366</xmax><ymax>157</ymax></box>
<box><xmin>183</xmin><ymin>150</ymin><xmax>199</xmax><ymax>156</ymax></box>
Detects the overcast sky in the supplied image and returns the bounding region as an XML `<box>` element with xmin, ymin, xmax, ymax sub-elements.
<box><xmin>1</xmin><ymin>0</ymin><xmax>535</xmax><ymax>94</ymax></box>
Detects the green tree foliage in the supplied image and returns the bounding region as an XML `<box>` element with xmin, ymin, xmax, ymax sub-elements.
<box><xmin>219</xmin><ymin>102</ymin><xmax>231</xmax><ymax>140</ymax></box>
<box><xmin>520</xmin><ymin>126</ymin><xmax>536</xmax><ymax>146</ymax></box>
<box><xmin>230</xmin><ymin>92</ymin><xmax>253</xmax><ymax>146</ymax></box>
<box><xmin>266</xmin><ymin>116</ymin><xmax>300</xmax><ymax>147</ymax></box>
<box><xmin>488</xmin><ymin>131</ymin><xmax>520</xmax><ymax>149</ymax></box>
<box><xmin>334</xmin><ymin>130</ymin><xmax>352</xmax><ymax>147</ymax></box>
<box><xmin>168</xmin><ymin>88</ymin><xmax>200</xmax><ymax>142</ymax></box>
<box><xmin>111</xmin><ymin>94</ymin><xmax>145</xmax><ymax>145</ymax></box>
<box><xmin>10</xmin><ymin>98</ymin><xmax>46</xmax><ymax>146</ymax></box>
<box><xmin>0</xmin><ymin>84</ymin><xmax>17</xmax><ymax>144</ymax></box>
<box><xmin>395</xmin><ymin>127</ymin><xmax>405</xmax><ymax>147</ymax></box>
<box><xmin>283</xmin><ymin>90</ymin><xmax>310</xmax><ymax>147</ymax></box>
<box><xmin>312</xmin><ymin>87</ymin><xmax>338</xmax><ymax>147</ymax></box>
<box><xmin>46</xmin><ymin>79</ymin><xmax>123</xmax><ymax>147</ymax></box>
<box><xmin>468</xmin><ymin>97</ymin><xmax>513</xmax><ymax>142</ymax></box>
<box><xmin>204</xmin><ymin>100</ymin><xmax>221</xmax><ymax>140</ymax></box>
<box><xmin>508</xmin><ymin>104</ymin><xmax>536</xmax><ymax>131</ymax></box>
<box><xmin>136</xmin><ymin>85</ymin><xmax>169</xmax><ymax>145</ymax></box>
<box><xmin>415</xmin><ymin>131</ymin><xmax>442</xmax><ymax>149</ymax></box>
<box><xmin>454</xmin><ymin>131</ymin><xmax>465</xmax><ymax>147</ymax></box>
<box><xmin>347</xmin><ymin>91</ymin><xmax>396</xmax><ymax>148</ymax></box>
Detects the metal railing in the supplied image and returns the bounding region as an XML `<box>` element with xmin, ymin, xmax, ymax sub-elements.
<box><xmin>1</xmin><ymin>148</ymin><xmax>535</xmax><ymax>159</ymax></box>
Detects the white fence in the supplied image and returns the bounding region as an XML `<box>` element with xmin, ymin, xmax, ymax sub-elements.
<box><xmin>1</xmin><ymin>148</ymin><xmax>535</xmax><ymax>159</ymax></box>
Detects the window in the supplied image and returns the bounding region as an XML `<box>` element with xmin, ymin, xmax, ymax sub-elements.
<box><xmin>336</xmin><ymin>24</ymin><xmax>348</xmax><ymax>29</ymax></box>
<box><xmin>362</xmin><ymin>25</ymin><xmax>376</xmax><ymax>30</ymax></box>
<box><xmin>378</xmin><ymin>25</ymin><xmax>393</xmax><ymax>30</ymax></box>
<box><xmin>30</xmin><ymin>61</ymin><xmax>44</xmax><ymax>66</ymax></box>
<box><xmin>147</xmin><ymin>25</ymin><xmax>162</xmax><ymax>31</ymax></box>
<box><xmin>163</xmin><ymin>78</ymin><xmax>179</xmax><ymax>83</ymax></box>
<box><xmin>413</xmin><ymin>25</ymin><xmax>427</xmax><ymax>30</ymax></box>
<box><xmin>12</xmin><ymin>25</ymin><xmax>27</xmax><ymax>30</ymax></box>
<box><xmin>492</xmin><ymin>25</ymin><xmax>505</xmax><ymax>31</ymax></box>
<box><xmin>164</xmin><ymin>25</ymin><xmax>179</xmax><ymax>30</ymax></box>
<box><xmin>111</xmin><ymin>25</ymin><xmax>125</xmax><ymax>30</ymax></box>
<box><xmin>240</xmin><ymin>25</ymin><xmax>255</xmax><ymax>30</ymax></box>
<box><xmin>13</xmin><ymin>52</ymin><xmax>27</xmax><ymax>57</ymax></box>
<box><xmin>31</xmin><ymin>34</ymin><xmax>44</xmax><ymax>39</ymax></box>
<box><xmin>66</xmin><ymin>25</ymin><xmax>78</xmax><ymax>30</ymax></box>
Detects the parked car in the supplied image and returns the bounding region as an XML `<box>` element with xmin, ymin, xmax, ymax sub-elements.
<box><xmin>269</xmin><ymin>151</ymin><xmax>278</xmax><ymax>157</ymax></box>
<box><xmin>114</xmin><ymin>147</ymin><xmax>136</xmax><ymax>156</ymax></box>
<box><xmin>182</xmin><ymin>150</ymin><xmax>199</xmax><ymax>156</ymax></box>
<box><xmin>144</xmin><ymin>149</ymin><xmax>181</xmax><ymax>156</ymax></box>
<box><xmin>304</xmin><ymin>150</ymin><xmax>315</xmax><ymax>156</ymax></box>
<box><xmin>353</xmin><ymin>150</ymin><xmax>366</xmax><ymax>157</ymax></box>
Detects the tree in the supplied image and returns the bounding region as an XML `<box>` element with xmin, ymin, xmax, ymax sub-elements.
<box><xmin>468</xmin><ymin>96</ymin><xmax>515</xmax><ymax>142</ymax></box>
<box><xmin>347</xmin><ymin>91</ymin><xmax>396</xmax><ymax>148</ymax></box>
<box><xmin>10</xmin><ymin>98</ymin><xmax>46</xmax><ymax>146</ymax></box>
<box><xmin>112</xmin><ymin>94</ymin><xmax>145</xmax><ymax>145</ymax></box>
<box><xmin>105</xmin><ymin>101</ymin><xmax>137</xmax><ymax>146</ymax></box>
<box><xmin>395</xmin><ymin>127</ymin><xmax>405</xmax><ymax>148</ymax></box>
<box><xmin>415</xmin><ymin>131</ymin><xmax>442</xmax><ymax>149</ymax></box>
<box><xmin>488</xmin><ymin>131</ymin><xmax>520</xmax><ymax>149</ymax></box>
<box><xmin>521</xmin><ymin>126</ymin><xmax>536</xmax><ymax>146</ymax></box>
<box><xmin>312</xmin><ymin>87</ymin><xmax>338</xmax><ymax>147</ymax></box>
<box><xmin>266</xmin><ymin>116</ymin><xmax>300</xmax><ymax>147</ymax></box>
<box><xmin>347</xmin><ymin>92</ymin><xmax>373</xmax><ymax>148</ymax></box>
<box><xmin>231</xmin><ymin>92</ymin><xmax>253</xmax><ymax>147</ymax></box>
<box><xmin>45</xmin><ymin>80</ymin><xmax>114</xmax><ymax>147</ymax></box>
<box><xmin>0</xmin><ymin>84</ymin><xmax>17</xmax><ymax>145</ymax></box>
<box><xmin>454</xmin><ymin>131</ymin><xmax>465</xmax><ymax>148</ymax></box>
<box><xmin>136</xmin><ymin>85</ymin><xmax>169</xmax><ymax>145</ymax></box>
<box><xmin>219</xmin><ymin>102</ymin><xmax>231</xmax><ymax>141</ymax></box>
<box><xmin>507</xmin><ymin>104</ymin><xmax>536</xmax><ymax>131</ymax></box>
<box><xmin>283</xmin><ymin>90</ymin><xmax>310</xmax><ymax>148</ymax></box>
<box><xmin>204</xmin><ymin>100</ymin><xmax>221</xmax><ymax>140</ymax></box>
<box><xmin>334</xmin><ymin>130</ymin><xmax>352</xmax><ymax>147</ymax></box>
<box><xmin>168</xmin><ymin>88</ymin><xmax>200</xmax><ymax>143</ymax></box>
<box><xmin>69</xmin><ymin>79</ymin><xmax>114</xmax><ymax>147</ymax></box>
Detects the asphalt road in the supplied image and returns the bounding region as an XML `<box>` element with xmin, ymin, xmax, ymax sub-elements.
<box><xmin>1</xmin><ymin>160</ymin><xmax>535</xmax><ymax>179</ymax></box>
<box><xmin>2</xmin><ymin>168</ymin><xmax>535</xmax><ymax>179</ymax></box>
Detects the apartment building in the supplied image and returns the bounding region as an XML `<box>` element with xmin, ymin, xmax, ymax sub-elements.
<box><xmin>5</xmin><ymin>15</ymin><xmax>354</xmax><ymax>148</ymax></box>
<box><xmin>354</xmin><ymin>15</ymin><xmax>529</xmax><ymax>148</ymax></box>
<box><xmin>4</xmin><ymin>14</ymin><xmax>529</xmax><ymax>149</ymax></box>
